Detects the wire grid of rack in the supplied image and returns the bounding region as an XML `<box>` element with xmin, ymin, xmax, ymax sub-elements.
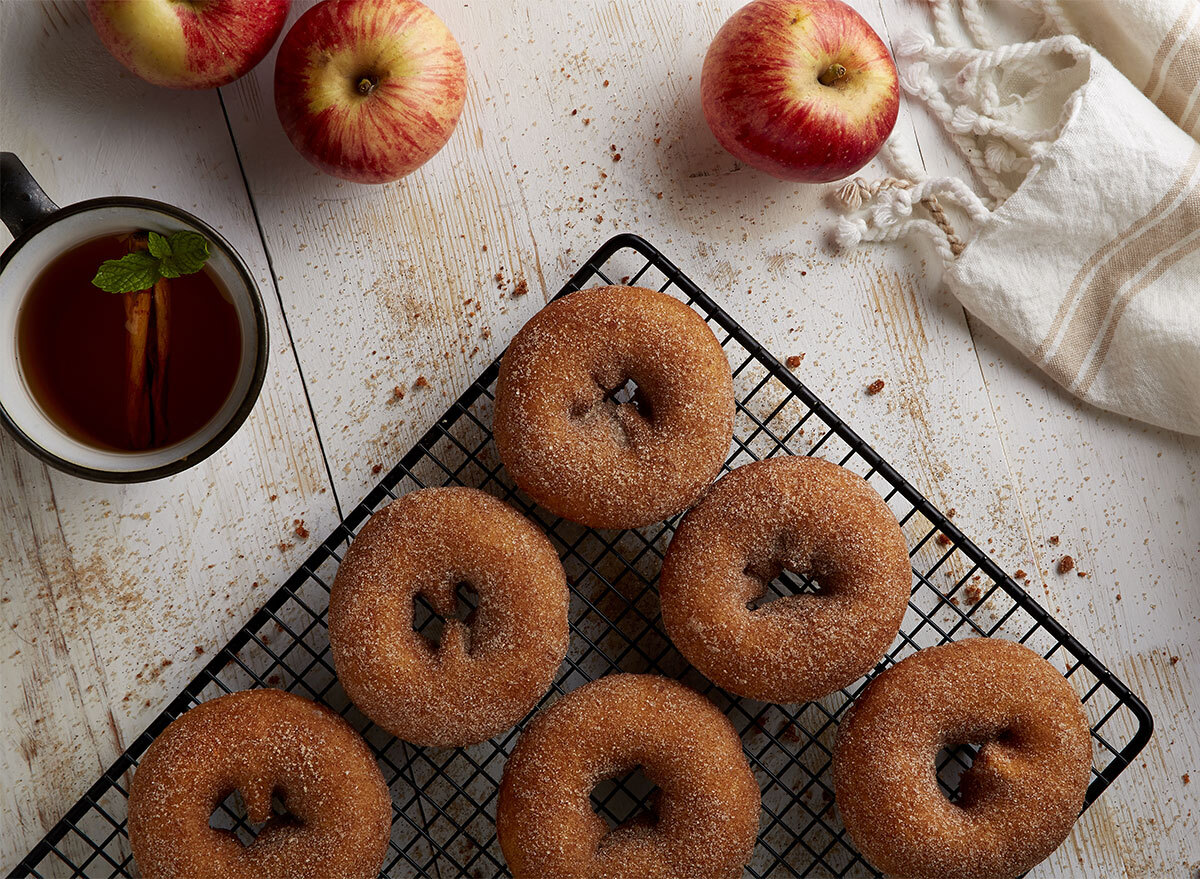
<box><xmin>11</xmin><ymin>234</ymin><xmax>1153</xmax><ymax>879</ymax></box>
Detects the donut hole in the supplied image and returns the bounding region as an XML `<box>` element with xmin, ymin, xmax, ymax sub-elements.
<box><xmin>208</xmin><ymin>788</ymin><xmax>298</xmax><ymax>843</ymax></box>
<box><xmin>605</xmin><ymin>378</ymin><xmax>654</xmax><ymax>421</ymax></box>
<box><xmin>569</xmin><ymin>376</ymin><xmax>655</xmax><ymax>430</ymax></box>
<box><xmin>941</xmin><ymin>726</ymin><xmax>1028</xmax><ymax>808</ymax></box>
<box><xmin>936</xmin><ymin>722</ymin><xmax>1024</xmax><ymax>805</ymax></box>
<box><xmin>412</xmin><ymin>582</ymin><xmax>480</xmax><ymax>652</ymax></box>
<box><xmin>744</xmin><ymin>562</ymin><xmax>823</xmax><ymax>611</ymax></box>
<box><xmin>589</xmin><ymin>765</ymin><xmax>661</xmax><ymax>831</ymax></box>
<box><xmin>935</xmin><ymin>743</ymin><xmax>979</xmax><ymax>803</ymax></box>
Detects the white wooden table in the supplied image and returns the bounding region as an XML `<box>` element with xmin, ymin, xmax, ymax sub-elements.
<box><xmin>1</xmin><ymin>2</ymin><xmax>1197</xmax><ymax>876</ymax></box>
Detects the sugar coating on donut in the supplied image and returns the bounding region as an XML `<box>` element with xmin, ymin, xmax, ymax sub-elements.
<box><xmin>497</xmin><ymin>674</ymin><xmax>760</xmax><ymax>879</ymax></box>
<box><xmin>660</xmin><ymin>455</ymin><xmax>912</xmax><ymax>703</ymax></box>
<box><xmin>329</xmin><ymin>486</ymin><xmax>569</xmax><ymax>747</ymax></box>
<box><xmin>493</xmin><ymin>285</ymin><xmax>735</xmax><ymax>530</ymax></box>
<box><xmin>128</xmin><ymin>689</ymin><xmax>391</xmax><ymax>879</ymax></box>
<box><xmin>832</xmin><ymin>638</ymin><xmax>1093</xmax><ymax>879</ymax></box>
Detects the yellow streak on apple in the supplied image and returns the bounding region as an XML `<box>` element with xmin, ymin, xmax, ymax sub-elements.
<box><xmin>300</xmin><ymin>25</ymin><xmax>460</xmax><ymax>157</ymax></box>
<box><xmin>99</xmin><ymin>1</ymin><xmax>190</xmax><ymax>79</ymax></box>
<box><xmin>773</xmin><ymin>19</ymin><xmax>895</xmax><ymax>130</ymax></box>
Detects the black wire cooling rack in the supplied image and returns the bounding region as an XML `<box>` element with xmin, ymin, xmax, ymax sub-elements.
<box><xmin>11</xmin><ymin>233</ymin><xmax>1153</xmax><ymax>879</ymax></box>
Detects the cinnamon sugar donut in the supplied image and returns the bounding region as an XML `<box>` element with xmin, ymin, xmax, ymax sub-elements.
<box><xmin>128</xmin><ymin>689</ymin><xmax>390</xmax><ymax>879</ymax></box>
<box><xmin>328</xmin><ymin>486</ymin><xmax>569</xmax><ymax>747</ymax></box>
<box><xmin>493</xmin><ymin>285</ymin><xmax>735</xmax><ymax>530</ymax></box>
<box><xmin>659</xmin><ymin>456</ymin><xmax>911</xmax><ymax>703</ymax></box>
<box><xmin>497</xmin><ymin>674</ymin><xmax>760</xmax><ymax>879</ymax></box>
<box><xmin>833</xmin><ymin>638</ymin><xmax>1093</xmax><ymax>879</ymax></box>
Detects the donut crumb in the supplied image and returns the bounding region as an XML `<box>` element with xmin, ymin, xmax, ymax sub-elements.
<box><xmin>866</xmin><ymin>379</ymin><xmax>885</xmax><ymax>395</ymax></box>
<box><xmin>1057</xmin><ymin>555</ymin><xmax>1075</xmax><ymax>575</ymax></box>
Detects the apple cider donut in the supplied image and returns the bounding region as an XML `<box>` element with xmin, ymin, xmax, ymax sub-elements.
<box><xmin>832</xmin><ymin>638</ymin><xmax>1093</xmax><ymax>879</ymax></box>
<box><xmin>328</xmin><ymin>486</ymin><xmax>569</xmax><ymax>747</ymax></box>
<box><xmin>497</xmin><ymin>674</ymin><xmax>760</xmax><ymax>879</ymax></box>
<box><xmin>659</xmin><ymin>455</ymin><xmax>911</xmax><ymax>703</ymax></box>
<box><xmin>493</xmin><ymin>285</ymin><xmax>735</xmax><ymax>530</ymax></box>
<box><xmin>128</xmin><ymin>689</ymin><xmax>390</xmax><ymax>879</ymax></box>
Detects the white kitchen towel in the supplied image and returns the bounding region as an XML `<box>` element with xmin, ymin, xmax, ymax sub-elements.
<box><xmin>1052</xmin><ymin>0</ymin><xmax>1200</xmax><ymax>138</ymax></box>
<box><xmin>836</xmin><ymin>0</ymin><xmax>1200</xmax><ymax>436</ymax></box>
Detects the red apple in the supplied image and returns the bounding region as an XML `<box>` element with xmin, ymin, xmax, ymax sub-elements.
<box><xmin>274</xmin><ymin>0</ymin><xmax>467</xmax><ymax>184</ymax></box>
<box><xmin>701</xmin><ymin>0</ymin><xmax>899</xmax><ymax>183</ymax></box>
<box><xmin>87</xmin><ymin>0</ymin><xmax>291</xmax><ymax>90</ymax></box>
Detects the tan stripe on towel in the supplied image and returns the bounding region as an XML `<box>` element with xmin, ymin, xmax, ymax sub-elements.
<box><xmin>1076</xmin><ymin>227</ymin><xmax>1200</xmax><ymax>395</ymax></box>
<box><xmin>1032</xmin><ymin>143</ymin><xmax>1200</xmax><ymax>364</ymax></box>
<box><xmin>1143</xmin><ymin>0</ymin><xmax>1199</xmax><ymax>104</ymax></box>
<box><xmin>1047</xmin><ymin>169</ymin><xmax>1200</xmax><ymax>387</ymax></box>
<box><xmin>1181</xmin><ymin>77</ymin><xmax>1200</xmax><ymax>134</ymax></box>
<box><xmin>1158</xmin><ymin>49</ymin><xmax>1200</xmax><ymax>133</ymax></box>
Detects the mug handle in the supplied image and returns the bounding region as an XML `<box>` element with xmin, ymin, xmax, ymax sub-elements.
<box><xmin>1</xmin><ymin>152</ymin><xmax>60</xmax><ymax>239</ymax></box>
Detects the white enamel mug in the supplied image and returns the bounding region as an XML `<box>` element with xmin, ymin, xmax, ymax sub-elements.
<box><xmin>0</xmin><ymin>152</ymin><xmax>268</xmax><ymax>482</ymax></box>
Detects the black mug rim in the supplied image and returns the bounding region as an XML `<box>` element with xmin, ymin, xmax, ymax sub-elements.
<box><xmin>0</xmin><ymin>195</ymin><xmax>270</xmax><ymax>483</ymax></box>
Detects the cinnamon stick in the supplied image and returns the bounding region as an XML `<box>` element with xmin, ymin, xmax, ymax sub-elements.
<box><xmin>123</xmin><ymin>286</ymin><xmax>152</xmax><ymax>449</ymax></box>
<box><xmin>124</xmin><ymin>234</ymin><xmax>171</xmax><ymax>448</ymax></box>
<box><xmin>150</xmin><ymin>276</ymin><xmax>170</xmax><ymax>443</ymax></box>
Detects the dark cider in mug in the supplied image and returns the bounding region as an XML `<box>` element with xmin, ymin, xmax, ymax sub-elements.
<box><xmin>17</xmin><ymin>233</ymin><xmax>242</xmax><ymax>451</ymax></box>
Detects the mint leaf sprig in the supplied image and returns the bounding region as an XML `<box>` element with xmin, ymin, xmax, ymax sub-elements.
<box><xmin>91</xmin><ymin>230</ymin><xmax>211</xmax><ymax>294</ymax></box>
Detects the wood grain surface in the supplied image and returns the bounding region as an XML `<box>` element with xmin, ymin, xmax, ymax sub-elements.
<box><xmin>1</xmin><ymin>1</ymin><xmax>1196</xmax><ymax>876</ymax></box>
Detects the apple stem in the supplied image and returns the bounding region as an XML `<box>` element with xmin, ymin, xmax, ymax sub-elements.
<box><xmin>357</xmin><ymin>76</ymin><xmax>378</xmax><ymax>96</ymax></box>
<box><xmin>818</xmin><ymin>63</ymin><xmax>848</xmax><ymax>87</ymax></box>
